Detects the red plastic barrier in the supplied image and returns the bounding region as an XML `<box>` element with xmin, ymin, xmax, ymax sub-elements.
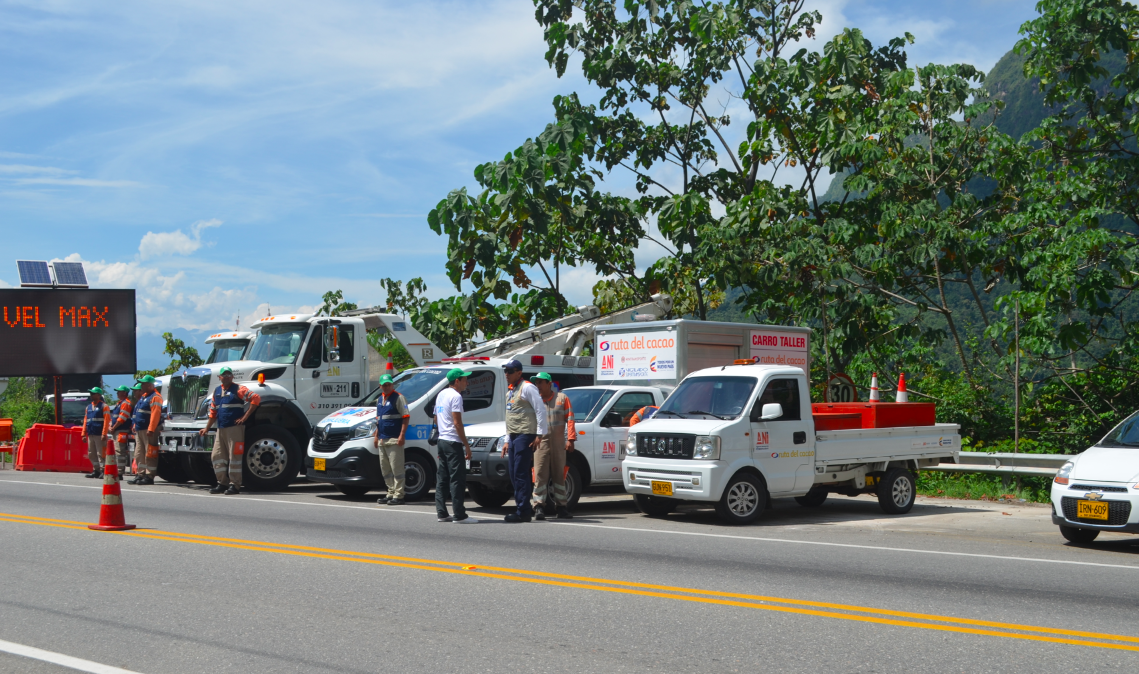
<box><xmin>812</xmin><ymin>412</ymin><xmax>863</xmax><ymax>431</ymax></box>
<box><xmin>15</xmin><ymin>424</ymin><xmax>92</xmax><ymax>472</ymax></box>
<box><xmin>810</xmin><ymin>403</ymin><xmax>936</xmax><ymax>429</ymax></box>
<box><xmin>0</xmin><ymin>419</ymin><xmax>12</xmax><ymax>442</ymax></box>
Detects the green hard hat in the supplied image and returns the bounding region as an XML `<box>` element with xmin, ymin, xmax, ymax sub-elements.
<box><xmin>88</xmin><ymin>387</ymin><xmax>104</xmax><ymax>395</ymax></box>
<box><xmin>219</xmin><ymin>366</ymin><xmax>233</xmax><ymax>375</ymax></box>
<box><xmin>137</xmin><ymin>374</ymin><xmax>156</xmax><ymax>384</ymax></box>
<box><xmin>529</xmin><ymin>372</ymin><xmax>552</xmax><ymax>383</ymax></box>
<box><xmin>130</xmin><ymin>383</ymin><xmax>142</xmax><ymax>390</ymax></box>
<box><xmin>446</xmin><ymin>368</ymin><xmax>467</xmax><ymax>383</ymax></box>
<box><xmin>379</xmin><ymin>374</ymin><xmax>394</xmax><ymax>385</ymax></box>
<box><xmin>114</xmin><ymin>385</ymin><xmax>130</xmax><ymax>392</ymax></box>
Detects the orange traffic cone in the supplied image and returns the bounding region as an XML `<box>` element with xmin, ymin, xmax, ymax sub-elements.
<box><xmin>386</xmin><ymin>352</ymin><xmax>396</xmax><ymax>377</ymax></box>
<box><xmin>88</xmin><ymin>443</ymin><xmax>136</xmax><ymax>531</ymax></box>
<box><xmin>896</xmin><ymin>372</ymin><xmax>909</xmax><ymax>403</ymax></box>
<box><xmin>868</xmin><ymin>373</ymin><xmax>880</xmax><ymax>401</ymax></box>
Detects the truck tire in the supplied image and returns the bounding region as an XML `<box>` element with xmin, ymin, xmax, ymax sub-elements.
<box><xmin>182</xmin><ymin>453</ymin><xmax>217</xmax><ymax>485</ymax></box>
<box><xmin>794</xmin><ymin>487</ymin><xmax>828</xmax><ymax>508</ymax></box>
<box><xmin>877</xmin><ymin>467</ymin><xmax>916</xmax><ymax>514</ymax></box>
<box><xmin>335</xmin><ymin>485</ymin><xmax>371</xmax><ymax>498</ymax></box>
<box><xmin>715</xmin><ymin>473</ymin><xmax>767</xmax><ymax>525</ymax></box>
<box><xmin>544</xmin><ymin>462</ymin><xmax>584</xmax><ymax>512</ymax></box>
<box><xmin>634</xmin><ymin>494</ymin><xmax>677</xmax><ymax>517</ymax></box>
<box><xmin>468</xmin><ymin>483</ymin><xmax>511</xmax><ymax>508</ymax></box>
<box><xmin>156</xmin><ymin>452</ymin><xmax>190</xmax><ymax>484</ymax></box>
<box><xmin>402</xmin><ymin>448</ymin><xmax>436</xmax><ymax>502</ymax></box>
<box><xmin>1060</xmin><ymin>525</ymin><xmax>1100</xmax><ymax>544</ymax></box>
<box><xmin>242</xmin><ymin>425</ymin><xmax>300</xmax><ymax>491</ymax></box>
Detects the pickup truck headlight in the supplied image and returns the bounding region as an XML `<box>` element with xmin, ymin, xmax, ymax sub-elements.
<box><xmin>692</xmin><ymin>435</ymin><xmax>720</xmax><ymax>460</ymax></box>
<box><xmin>353</xmin><ymin>420</ymin><xmax>377</xmax><ymax>438</ymax></box>
<box><xmin>625</xmin><ymin>434</ymin><xmax>637</xmax><ymax>456</ymax></box>
<box><xmin>1054</xmin><ymin>460</ymin><xmax>1074</xmax><ymax>485</ymax></box>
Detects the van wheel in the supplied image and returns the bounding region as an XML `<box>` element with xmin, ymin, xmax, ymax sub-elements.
<box><xmin>182</xmin><ymin>453</ymin><xmax>217</xmax><ymax>485</ymax></box>
<box><xmin>634</xmin><ymin>494</ymin><xmax>676</xmax><ymax>517</ymax></box>
<box><xmin>156</xmin><ymin>452</ymin><xmax>190</xmax><ymax>483</ymax></box>
<box><xmin>877</xmin><ymin>467</ymin><xmax>916</xmax><ymax>514</ymax></box>
<box><xmin>715</xmin><ymin>473</ymin><xmax>766</xmax><ymax>525</ymax></box>
<box><xmin>794</xmin><ymin>487</ymin><xmax>828</xmax><ymax>508</ymax></box>
<box><xmin>545</xmin><ymin>463</ymin><xmax>584</xmax><ymax>512</ymax></box>
<box><xmin>402</xmin><ymin>448</ymin><xmax>435</xmax><ymax>501</ymax></box>
<box><xmin>335</xmin><ymin>485</ymin><xmax>371</xmax><ymax>498</ymax></box>
<box><xmin>1060</xmin><ymin>525</ymin><xmax>1100</xmax><ymax>544</ymax></box>
<box><xmin>242</xmin><ymin>426</ymin><xmax>300</xmax><ymax>491</ymax></box>
<box><xmin>468</xmin><ymin>483</ymin><xmax>511</xmax><ymax>508</ymax></box>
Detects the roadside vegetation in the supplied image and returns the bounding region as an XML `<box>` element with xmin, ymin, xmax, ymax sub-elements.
<box><xmin>0</xmin><ymin>378</ymin><xmax>52</xmax><ymax>439</ymax></box>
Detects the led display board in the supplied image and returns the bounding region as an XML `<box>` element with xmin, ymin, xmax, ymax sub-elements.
<box><xmin>0</xmin><ymin>289</ymin><xmax>136</xmax><ymax>376</ymax></box>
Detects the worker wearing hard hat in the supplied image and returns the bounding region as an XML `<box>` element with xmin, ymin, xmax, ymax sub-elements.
<box><xmin>199</xmin><ymin>366</ymin><xmax>261</xmax><ymax>495</ymax></box>
<box><xmin>107</xmin><ymin>385</ymin><xmax>134</xmax><ymax>477</ymax></box>
<box><xmin>128</xmin><ymin>375</ymin><xmax>164</xmax><ymax>485</ymax></box>
<box><xmin>500</xmin><ymin>359</ymin><xmax>548</xmax><ymax>523</ymax></box>
<box><xmin>530</xmin><ymin>373</ymin><xmax>576</xmax><ymax>520</ymax></box>
<box><xmin>81</xmin><ymin>387</ymin><xmax>110</xmax><ymax>479</ymax></box>
<box><xmin>373</xmin><ymin>374</ymin><xmax>410</xmax><ymax>506</ymax></box>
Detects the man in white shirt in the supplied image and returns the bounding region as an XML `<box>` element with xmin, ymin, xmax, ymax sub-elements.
<box><xmin>434</xmin><ymin>368</ymin><xmax>477</xmax><ymax>523</ymax></box>
<box><xmin>499</xmin><ymin>359</ymin><xmax>548</xmax><ymax>523</ymax></box>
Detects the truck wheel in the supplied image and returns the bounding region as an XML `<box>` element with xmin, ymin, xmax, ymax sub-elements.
<box><xmin>156</xmin><ymin>452</ymin><xmax>190</xmax><ymax>483</ymax></box>
<box><xmin>545</xmin><ymin>463</ymin><xmax>584</xmax><ymax>512</ymax></box>
<box><xmin>1060</xmin><ymin>525</ymin><xmax>1100</xmax><ymax>544</ymax></box>
<box><xmin>335</xmin><ymin>485</ymin><xmax>371</xmax><ymax>498</ymax></box>
<box><xmin>468</xmin><ymin>483</ymin><xmax>511</xmax><ymax>508</ymax></box>
<box><xmin>402</xmin><ymin>448</ymin><xmax>436</xmax><ymax>502</ymax></box>
<box><xmin>182</xmin><ymin>453</ymin><xmax>217</xmax><ymax>485</ymax></box>
<box><xmin>715</xmin><ymin>473</ymin><xmax>767</xmax><ymax>524</ymax></box>
<box><xmin>794</xmin><ymin>487</ymin><xmax>828</xmax><ymax>508</ymax></box>
<box><xmin>877</xmin><ymin>467</ymin><xmax>916</xmax><ymax>514</ymax></box>
<box><xmin>634</xmin><ymin>494</ymin><xmax>677</xmax><ymax>517</ymax></box>
<box><xmin>242</xmin><ymin>426</ymin><xmax>300</xmax><ymax>491</ymax></box>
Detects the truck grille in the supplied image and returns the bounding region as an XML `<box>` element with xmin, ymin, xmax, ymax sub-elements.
<box><xmin>312</xmin><ymin>427</ymin><xmax>351</xmax><ymax>454</ymax></box>
<box><xmin>1070</xmin><ymin>484</ymin><xmax>1129</xmax><ymax>493</ymax></box>
<box><xmin>470</xmin><ymin>437</ymin><xmax>492</xmax><ymax>449</ymax></box>
<box><xmin>1061</xmin><ymin>497</ymin><xmax>1132</xmax><ymax>526</ymax></box>
<box><xmin>636</xmin><ymin>434</ymin><xmax>695</xmax><ymax>459</ymax></box>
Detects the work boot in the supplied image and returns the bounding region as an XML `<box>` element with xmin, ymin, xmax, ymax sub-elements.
<box><xmin>128</xmin><ymin>475</ymin><xmax>143</xmax><ymax>485</ymax></box>
<box><xmin>386</xmin><ymin>498</ymin><xmax>404</xmax><ymax>506</ymax></box>
<box><xmin>533</xmin><ymin>505</ymin><xmax>546</xmax><ymax>520</ymax></box>
<box><xmin>376</xmin><ymin>496</ymin><xmax>389</xmax><ymax>505</ymax></box>
<box><xmin>86</xmin><ymin>469</ymin><xmax>102</xmax><ymax>478</ymax></box>
<box><xmin>225</xmin><ymin>485</ymin><xmax>240</xmax><ymax>495</ymax></box>
<box><xmin>209</xmin><ymin>484</ymin><xmax>226</xmax><ymax>494</ymax></box>
<box><xmin>504</xmin><ymin>513</ymin><xmax>531</xmax><ymax>523</ymax></box>
<box><xmin>140</xmin><ymin>476</ymin><xmax>154</xmax><ymax>485</ymax></box>
<box><xmin>556</xmin><ymin>506</ymin><xmax>573</xmax><ymax>520</ymax></box>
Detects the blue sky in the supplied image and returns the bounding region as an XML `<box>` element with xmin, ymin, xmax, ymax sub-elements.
<box><xmin>0</xmin><ymin>0</ymin><xmax>1038</xmax><ymax>372</ymax></box>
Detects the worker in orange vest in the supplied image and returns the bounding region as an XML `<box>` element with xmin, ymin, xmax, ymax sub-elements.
<box><xmin>81</xmin><ymin>387</ymin><xmax>110</xmax><ymax>478</ymax></box>
<box><xmin>128</xmin><ymin>375</ymin><xmax>164</xmax><ymax>485</ymax></box>
<box><xmin>107</xmin><ymin>385</ymin><xmax>134</xmax><ymax>477</ymax></box>
<box><xmin>529</xmin><ymin>373</ymin><xmax>576</xmax><ymax>519</ymax></box>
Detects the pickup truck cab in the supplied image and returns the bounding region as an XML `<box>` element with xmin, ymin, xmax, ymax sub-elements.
<box><xmin>461</xmin><ymin>385</ymin><xmax>666</xmax><ymax>508</ymax></box>
<box><xmin>622</xmin><ymin>364</ymin><xmax>960</xmax><ymax>524</ymax></box>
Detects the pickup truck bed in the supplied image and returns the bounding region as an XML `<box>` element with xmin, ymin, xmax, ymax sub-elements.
<box><xmin>815</xmin><ymin>423</ymin><xmax>960</xmax><ymax>466</ymax></box>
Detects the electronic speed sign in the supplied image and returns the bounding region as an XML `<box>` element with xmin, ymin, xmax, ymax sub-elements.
<box><xmin>825</xmin><ymin>373</ymin><xmax>858</xmax><ymax>403</ymax></box>
<box><xmin>0</xmin><ymin>289</ymin><xmax>136</xmax><ymax>376</ymax></box>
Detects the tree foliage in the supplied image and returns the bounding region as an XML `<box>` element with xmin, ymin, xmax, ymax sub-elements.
<box><xmin>137</xmin><ymin>333</ymin><xmax>204</xmax><ymax>378</ymax></box>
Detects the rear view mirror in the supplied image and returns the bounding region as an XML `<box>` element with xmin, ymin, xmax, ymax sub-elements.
<box><xmin>760</xmin><ymin>403</ymin><xmax>783</xmax><ymax>421</ymax></box>
<box><xmin>324</xmin><ymin>326</ymin><xmax>340</xmax><ymax>362</ymax></box>
<box><xmin>601</xmin><ymin>411</ymin><xmax>624</xmax><ymax>428</ymax></box>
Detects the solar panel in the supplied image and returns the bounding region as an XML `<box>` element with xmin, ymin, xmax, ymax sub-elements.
<box><xmin>51</xmin><ymin>261</ymin><xmax>88</xmax><ymax>287</ymax></box>
<box><xmin>16</xmin><ymin>260</ymin><xmax>52</xmax><ymax>287</ymax></box>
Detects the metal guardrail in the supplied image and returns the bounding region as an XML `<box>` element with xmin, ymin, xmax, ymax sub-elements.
<box><xmin>924</xmin><ymin>452</ymin><xmax>1071</xmax><ymax>478</ymax></box>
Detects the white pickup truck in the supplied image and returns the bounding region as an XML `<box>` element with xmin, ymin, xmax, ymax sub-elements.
<box><xmin>461</xmin><ymin>385</ymin><xmax>666</xmax><ymax>509</ymax></box>
<box><xmin>622</xmin><ymin>363</ymin><xmax>960</xmax><ymax>524</ymax></box>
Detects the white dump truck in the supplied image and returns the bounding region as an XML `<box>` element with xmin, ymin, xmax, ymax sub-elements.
<box><xmin>622</xmin><ymin>362</ymin><xmax>961</xmax><ymax>524</ymax></box>
<box><xmin>203</xmin><ymin>331</ymin><xmax>254</xmax><ymax>364</ymax></box>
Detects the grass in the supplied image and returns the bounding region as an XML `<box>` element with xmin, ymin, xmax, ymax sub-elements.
<box><xmin>916</xmin><ymin>471</ymin><xmax>1053</xmax><ymax>504</ymax></box>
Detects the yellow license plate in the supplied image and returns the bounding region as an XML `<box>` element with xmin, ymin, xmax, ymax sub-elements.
<box><xmin>1077</xmin><ymin>500</ymin><xmax>1109</xmax><ymax>521</ymax></box>
<box><xmin>313</xmin><ymin>458</ymin><xmax>326</xmax><ymax>471</ymax></box>
<box><xmin>651</xmin><ymin>480</ymin><xmax>673</xmax><ymax>496</ymax></box>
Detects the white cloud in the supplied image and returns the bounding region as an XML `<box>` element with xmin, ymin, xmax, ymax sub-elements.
<box><xmin>0</xmin><ymin>164</ymin><xmax>75</xmax><ymax>176</ymax></box>
<box><xmin>139</xmin><ymin>218</ymin><xmax>222</xmax><ymax>259</ymax></box>
<box><xmin>15</xmin><ymin>177</ymin><xmax>142</xmax><ymax>187</ymax></box>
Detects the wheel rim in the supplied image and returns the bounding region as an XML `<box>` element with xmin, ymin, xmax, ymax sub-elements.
<box><xmin>891</xmin><ymin>476</ymin><xmax>912</xmax><ymax>507</ymax></box>
<box><xmin>404</xmin><ymin>459</ymin><xmax>425</xmax><ymax>495</ymax></box>
<box><xmin>247</xmin><ymin>438</ymin><xmax>288</xmax><ymax>480</ymax></box>
<box><xmin>546</xmin><ymin>471</ymin><xmax>577</xmax><ymax>508</ymax></box>
<box><xmin>726</xmin><ymin>481</ymin><xmax>760</xmax><ymax>517</ymax></box>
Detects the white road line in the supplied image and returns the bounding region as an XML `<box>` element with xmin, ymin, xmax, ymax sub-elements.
<box><xmin>0</xmin><ymin>638</ymin><xmax>142</xmax><ymax>674</ymax></box>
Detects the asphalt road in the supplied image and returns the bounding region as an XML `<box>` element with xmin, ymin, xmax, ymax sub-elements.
<box><xmin>1</xmin><ymin>470</ymin><xmax>1138</xmax><ymax>673</ymax></box>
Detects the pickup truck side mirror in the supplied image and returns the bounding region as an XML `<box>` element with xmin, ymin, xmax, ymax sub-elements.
<box><xmin>759</xmin><ymin>403</ymin><xmax>783</xmax><ymax>421</ymax></box>
<box><xmin>601</xmin><ymin>411</ymin><xmax>624</xmax><ymax>428</ymax></box>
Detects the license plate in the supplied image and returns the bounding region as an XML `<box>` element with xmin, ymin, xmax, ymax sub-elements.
<box><xmin>1077</xmin><ymin>500</ymin><xmax>1109</xmax><ymax>521</ymax></box>
<box><xmin>651</xmin><ymin>480</ymin><xmax>673</xmax><ymax>496</ymax></box>
<box><xmin>320</xmin><ymin>382</ymin><xmax>350</xmax><ymax>398</ymax></box>
<box><xmin>313</xmin><ymin>458</ymin><xmax>326</xmax><ymax>471</ymax></box>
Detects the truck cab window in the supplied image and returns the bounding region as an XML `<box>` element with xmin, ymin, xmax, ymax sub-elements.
<box><xmin>325</xmin><ymin>325</ymin><xmax>354</xmax><ymax>363</ymax></box>
<box><xmin>753</xmin><ymin>379</ymin><xmax>801</xmax><ymax>421</ymax></box>
<box><xmin>301</xmin><ymin>325</ymin><xmax>322</xmax><ymax>369</ymax></box>
<box><xmin>604</xmin><ymin>392</ymin><xmax>656</xmax><ymax>427</ymax></box>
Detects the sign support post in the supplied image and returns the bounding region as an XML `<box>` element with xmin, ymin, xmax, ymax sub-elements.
<box><xmin>53</xmin><ymin>376</ymin><xmax>62</xmax><ymax>425</ymax></box>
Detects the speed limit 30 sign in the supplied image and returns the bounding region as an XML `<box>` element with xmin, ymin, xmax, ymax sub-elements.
<box><xmin>826</xmin><ymin>373</ymin><xmax>858</xmax><ymax>403</ymax></box>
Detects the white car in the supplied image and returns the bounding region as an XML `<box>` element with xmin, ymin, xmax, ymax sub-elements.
<box><xmin>1051</xmin><ymin>411</ymin><xmax>1139</xmax><ymax>543</ymax></box>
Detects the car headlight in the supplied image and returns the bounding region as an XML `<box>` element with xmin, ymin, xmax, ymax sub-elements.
<box><xmin>1054</xmin><ymin>460</ymin><xmax>1075</xmax><ymax>485</ymax></box>
<box><xmin>353</xmin><ymin>420</ymin><xmax>377</xmax><ymax>438</ymax></box>
<box><xmin>692</xmin><ymin>435</ymin><xmax>720</xmax><ymax>460</ymax></box>
<box><xmin>625</xmin><ymin>433</ymin><xmax>637</xmax><ymax>456</ymax></box>
<box><xmin>497</xmin><ymin>434</ymin><xmax>509</xmax><ymax>452</ymax></box>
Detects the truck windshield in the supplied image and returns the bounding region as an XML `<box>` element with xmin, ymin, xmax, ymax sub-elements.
<box><xmin>247</xmin><ymin>324</ymin><xmax>308</xmax><ymax>365</ymax></box>
<box><xmin>205</xmin><ymin>340</ymin><xmax>249</xmax><ymax>364</ymax></box>
<box><xmin>656</xmin><ymin>376</ymin><xmax>758</xmax><ymax>420</ymax></box>
<box><xmin>360</xmin><ymin>369</ymin><xmax>449</xmax><ymax>406</ymax></box>
<box><xmin>563</xmin><ymin>388</ymin><xmax>615</xmax><ymax>423</ymax></box>
<box><xmin>61</xmin><ymin>399</ymin><xmax>87</xmax><ymax>426</ymax></box>
<box><xmin>1099</xmin><ymin>410</ymin><xmax>1139</xmax><ymax>448</ymax></box>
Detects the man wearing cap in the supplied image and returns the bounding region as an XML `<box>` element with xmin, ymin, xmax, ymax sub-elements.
<box><xmin>81</xmin><ymin>388</ymin><xmax>110</xmax><ymax>479</ymax></box>
<box><xmin>107</xmin><ymin>385</ymin><xmax>134</xmax><ymax>477</ymax></box>
<box><xmin>373</xmin><ymin>374</ymin><xmax>409</xmax><ymax>506</ymax></box>
<box><xmin>199</xmin><ymin>366</ymin><xmax>261</xmax><ymax>495</ymax></box>
<box><xmin>530</xmin><ymin>373</ymin><xmax>576</xmax><ymax>519</ymax></box>
<box><xmin>129</xmin><ymin>376</ymin><xmax>164</xmax><ymax>485</ymax></box>
<box><xmin>500</xmin><ymin>359</ymin><xmax>548</xmax><ymax>523</ymax></box>
<box><xmin>434</xmin><ymin>369</ymin><xmax>476</xmax><ymax>523</ymax></box>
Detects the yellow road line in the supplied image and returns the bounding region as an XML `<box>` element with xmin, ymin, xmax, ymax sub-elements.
<box><xmin>3</xmin><ymin>513</ymin><xmax>1137</xmax><ymax>651</ymax></box>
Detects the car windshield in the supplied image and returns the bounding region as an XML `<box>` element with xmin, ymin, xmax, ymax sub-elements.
<box><xmin>205</xmin><ymin>340</ymin><xmax>249</xmax><ymax>364</ymax></box>
<box><xmin>655</xmin><ymin>376</ymin><xmax>758</xmax><ymax>420</ymax></box>
<box><xmin>360</xmin><ymin>369</ymin><xmax>448</xmax><ymax>406</ymax></box>
<box><xmin>1099</xmin><ymin>410</ymin><xmax>1139</xmax><ymax>447</ymax></box>
<box><xmin>564</xmin><ymin>388</ymin><xmax>616</xmax><ymax>423</ymax></box>
<box><xmin>61</xmin><ymin>399</ymin><xmax>87</xmax><ymax>425</ymax></box>
<box><xmin>247</xmin><ymin>324</ymin><xmax>308</xmax><ymax>365</ymax></box>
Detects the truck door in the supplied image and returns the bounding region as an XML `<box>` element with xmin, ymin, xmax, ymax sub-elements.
<box><xmin>750</xmin><ymin>378</ymin><xmax>809</xmax><ymax>494</ymax></box>
<box><xmin>594</xmin><ymin>391</ymin><xmax>657</xmax><ymax>482</ymax></box>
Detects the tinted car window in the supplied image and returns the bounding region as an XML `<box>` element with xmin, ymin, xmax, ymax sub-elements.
<box><xmin>753</xmin><ymin>379</ymin><xmax>802</xmax><ymax>421</ymax></box>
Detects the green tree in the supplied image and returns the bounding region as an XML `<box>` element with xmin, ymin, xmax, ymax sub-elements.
<box><xmin>318</xmin><ymin>289</ymin><xmax>359</xmax><ymax>317</ymax></box>
<box><xmin>137</xmin><ymin>333</ymin><xmax>204</xmax><ymax>378</ymax></box>
<box><xmin>0</xmin><ymin>377</ymin><xmax>53</xmax><ymax>438</ymax></box>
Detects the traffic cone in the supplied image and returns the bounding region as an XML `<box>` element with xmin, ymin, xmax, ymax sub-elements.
<box><xmin>869</xmin><ymin>373</ymin><xmax>880</xmax><ymax>402</ymax></box>
<box><xmin>88</xmin><ymin>443</ymin><xmax>136</xmax><ymax>532</ymax></box>
<box><xmin>896</xmin><ymin>372</ymin><xmax>909</xmax><ymax>403</ymax></box>
<box><xmin>386</xmin><ymin>352</ymin><xmax>396</xmax><ymax>377</ymax></box>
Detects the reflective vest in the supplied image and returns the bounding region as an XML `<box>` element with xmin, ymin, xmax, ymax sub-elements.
<box><xmin>108</xmin><ymin>400</ymin><xmax>129</xmax><ymax>432</ymax></box>
<box><xmin>212</xmin><ymin>384</ymin><xmax>246</xmax><ymax>429</ymax></box>
<box><xmin>84</xmin><ymin>402</ymin><xmax>105</xmax><ymax>435</ymax></box>
<box><xmin>375</xmin><ymin>391</ymin><xmax>405</xmax><ymax>439</ymax></box>
<box><xmin>505</xmin><ymin>382</ymin><xmax>537</xmax><ymax>435</ymax></box>
<box><xmin>132</xmin><ymin>391</ymin><xmax>157</xmax><ymax>431</ymax></box>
